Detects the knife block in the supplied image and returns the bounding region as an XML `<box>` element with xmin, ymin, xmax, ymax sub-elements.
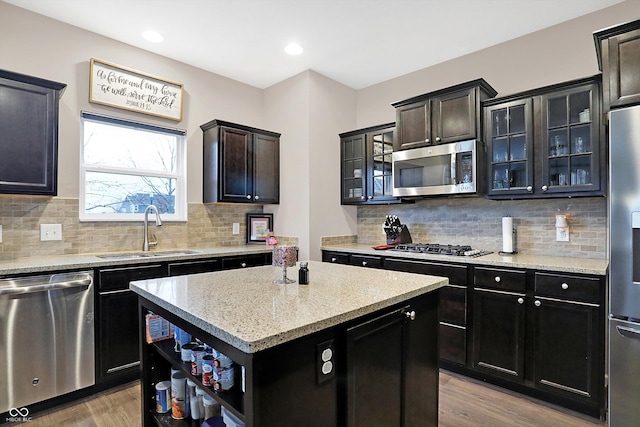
<box><xmin>386</xmin><ymin>225</ymin><xmax>412</xmax><ymax>245</ymax></box>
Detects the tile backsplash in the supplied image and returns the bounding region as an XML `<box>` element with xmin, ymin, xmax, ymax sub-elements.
<box><xmin>357</xmin><ymin>196</ymin><xmax>606</xmax><ymax>259</ymax></box>
<box><xmin>0</xmin><ymin>197</ymin><xmax>283</xmax><ymax>260</ymax></box>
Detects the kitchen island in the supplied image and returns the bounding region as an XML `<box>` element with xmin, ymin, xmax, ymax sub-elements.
<box><xmin>130</xmin><ymin>261</ymin><xmax>447</xmax><ymax>427</ymax></box>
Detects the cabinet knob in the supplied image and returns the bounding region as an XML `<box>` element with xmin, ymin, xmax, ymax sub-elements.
<box><xmin>360</xmin><ymin>196</ymin><xmax>366</xmax><ymax>200</ymax></box>
<box><xmin>517</xmin><ymin>297</ymin><xmax>524</xmax><ymax>304</ymax></box>
<box><xmin>362</xmin><ymin>261</ymin><xmax>367</xmax><ymax>266</ymax></box>
<box><xmin>254</xmin><ymin>195</ymin><xmax>260</xmax><ymax>201</ymax></box>
<box><xmin>425</xmin><ymin>138</ymin><xmax>430</xmax><ymax>143</ymax></box>
<box><xmin>527</xmin><ymin>186</ymin><xmax>533</xmax><ymax>192</ymax></box>
<box><xmin>542</xmin><ymin>185</ymin><xmax>548</xmax><ymax>192</ymax></box>
<box><xmin>331</xmin><ymin>257</ymin><xmax>337</xmax><ymax>263</ymax></box>
<box><xmin>246</xmin><ymin>195</ymin><xmax>252</xmax><ymax>199</ymax></box>
<box><xmin>435</xmin><ymin>136</ymin><xmax>441</xmax><ymax>143</ymax></box>
<box><xmin>368</xmin><ymin>195</ymin><xmax>373</xmax><ymax>200</ymax></box>
<box><xmin>241</xmin><ymin>262</ymin><xmax>247</xmax><ymax>268</ymax></box>
<box><xmin>535</xmin><ymin>300</ymin><xmax>541</xmax><ymax>307</ymax></box>
<box><xmin>561</xmin><ymin>282</ymin><xmax>569</xmax><ymax>290</ymax></box>
<box><xmin>494</xmin><ymin>276</ymin><xmax>501</xmax><ymax>282</ymax></box>
<box><xmin>405</xmin><ymin>310</ymin><xmax>416</xmax><ymax>321</ymax></box>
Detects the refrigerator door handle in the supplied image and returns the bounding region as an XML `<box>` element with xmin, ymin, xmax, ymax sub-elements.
<box><xmin>616</xmin><ymin>325</ymin><xmax>640</xmax><ymax>339</ymax></box>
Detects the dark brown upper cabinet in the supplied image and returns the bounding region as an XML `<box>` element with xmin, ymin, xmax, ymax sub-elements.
<box><xmin>594</xmin><ymin>19</ymin><xmax>640</xmax><ymax>111</ymax></box>
<box><xmin>201</xmin><ymin>119</ymin><xmax>280</xmax><ymax>204</ymax></box>
<box><xmin>340</xmin><ymin>122</ymin><xmax>402</xmax><ymax>205</ymax></box>
<box><xmin>484</xmin><ymin>75</ymin><xmax>604</xmax><ymax>199</ymax></box>
<box><xmin>391</xmin><ymin>79</ymin><xmax>497</xmax><ymax>151</ymax></box>
<box><xmin>0</xmin><ymin>69</ymin><xmax>66</xmax><ymax>196</ymax></box>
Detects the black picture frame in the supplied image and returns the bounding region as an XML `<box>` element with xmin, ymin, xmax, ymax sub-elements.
<box><xmin>246</xmin><ymin>213</ymin><xmax>273</xmax><ymax>243</ymax></box>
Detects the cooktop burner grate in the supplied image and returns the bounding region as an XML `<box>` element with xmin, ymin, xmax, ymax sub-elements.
<box><xmin>392</xmin><ymin>243</ymin><xmax>492</xmax><ymax>257</ymax></box>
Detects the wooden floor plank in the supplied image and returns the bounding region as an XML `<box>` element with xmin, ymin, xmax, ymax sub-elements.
<box><xmin>22</xmin><ymin>372</ymin><xmax>605</xmax><ymax>426</ymax></box>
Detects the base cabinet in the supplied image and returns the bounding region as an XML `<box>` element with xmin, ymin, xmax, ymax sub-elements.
<box><xmin>96</xmin><ymin>264</ymin><xmax>167</xmax><ymax>382</ymax></box>
<box><xmin>471</xmin><ymin>287</ymin><xmax>525</xmax><ymax>381</ymax></box>
<box><xmin>139</xmin><ymin>291</ymin><xmax>440</xmax><ymax>427</ymax></box>
<box><xmin>346</xmin><ymin>294</ymin><xmax>438</xmax><ymax>427</ymax></box>
<box><xmin>321</xmin><ymin>250</ymin><xmax>606</xmax><ymax>418</ymax></box>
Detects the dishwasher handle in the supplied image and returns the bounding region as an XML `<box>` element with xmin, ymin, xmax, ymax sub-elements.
<box><xmin>0</xmin><ymin>276</ymin><xmax>92</xmax><ymax>296</ymax></box>
<box><xmin>616</xmin><ymin>325</ymin><xmax>640</xmax><ymax>340</ymax></box>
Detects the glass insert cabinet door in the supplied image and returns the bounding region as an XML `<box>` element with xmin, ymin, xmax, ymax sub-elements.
<box><xmin>486</xmin><ymin>99</ymin><xmax>533</xmax><ymax>195</ymax></box>
<box><xmin>342</xmin><ymin>134</ymin><xmax>365</xmax><ymax>201</ymax></box>
<box><xmin>541</xmin><ymin>84</ymin><xmax>598</xmax><ymax>193</ymax></box>
<box><xmin>370</xmin><ymin>128</ymin><xmax>394</xmax><ymax>199</ymax></box>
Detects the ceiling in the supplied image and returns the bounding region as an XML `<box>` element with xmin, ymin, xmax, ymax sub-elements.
<box><xmin>3</xmin><ymin>0</ymin><xmax>625</xmax><ymax>89</ymax></box>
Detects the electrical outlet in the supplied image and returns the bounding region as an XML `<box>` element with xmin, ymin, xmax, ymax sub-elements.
<box><xmin>556</xmin><ymin>227</ymin><xmax>569</xmax><ymax>242</ymax></box>
<box><xmin>232</xmin><ymin>223</ymin><xmax>240</xmax><ymax>235</ymax></box>
<box><xmin>40</xmin><ymin>224</ymin><xmax>62</xmax><ymax>241</ymax></box>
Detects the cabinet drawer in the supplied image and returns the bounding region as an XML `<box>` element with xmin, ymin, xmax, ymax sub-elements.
<box><xmin>168</xmin><ymin>259</ymin><xmax>221</xmax><ymax>276</ymax></box>
<box><xmin>323</xmin><ymin>251</ymin><xmax>350</xmax><ymax>265</ymax></box>
<box><xmin>221</xmin><ymin>254</ymin><xmax>269</xmax><ymax>270</ymax></box>
<box><xmin>98</xmin><ymin>264</ymin><xmax>166</xmax><ymax>292</ymax></box>
<box><xmin>439</xmin><ymin>285</ymin><xmax>466</xmax><ymax>325</ymax></box>
<box><xmin>383</xmin><ymin>259</ymin><xmax>467</xmax><ymax>285</ymax></box>
<box><xmin>534</xmin><ymin>273</ymin><xmax>601</xmax><ymax>304</ymax></box>
<box><xmin>474</xmin><ymin>267</ymin><xmax>525</xmax><ymax>293</ymax></box>
<box><xmin>350</xmin><ymin>255</ymin><xmax>382</xmax><ymax>269</ymax></box>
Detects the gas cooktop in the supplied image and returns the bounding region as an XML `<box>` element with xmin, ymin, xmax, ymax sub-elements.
<box><xmin>392</xmin><ymin>243</ymin><xmax>493</xmax><ymax>258</ymax></box>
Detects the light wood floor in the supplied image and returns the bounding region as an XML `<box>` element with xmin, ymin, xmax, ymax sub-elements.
<box><xmin>18</xmin><ymin>371</ymin><xmax>606</xmax><ymax>427</ymax></box>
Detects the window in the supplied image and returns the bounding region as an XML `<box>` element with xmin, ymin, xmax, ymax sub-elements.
<box><xmin>80</xmin><ymin>112</ymin><xmax>186</xmax><ymax>221</ymax></box>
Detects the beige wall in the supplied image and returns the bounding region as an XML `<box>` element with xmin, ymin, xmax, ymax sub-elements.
<box><xmin>355</xmin><ymin>0</ymin><xmax>640</xmax><ymax>128</ymax></box>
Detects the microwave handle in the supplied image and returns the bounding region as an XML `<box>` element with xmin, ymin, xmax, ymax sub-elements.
<box><xmin>450</xmin><ymin>153</ymin><xmax>456</xmax><ymax>184</ymax></box>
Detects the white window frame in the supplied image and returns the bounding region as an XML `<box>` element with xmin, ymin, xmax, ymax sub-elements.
<box><xmin>79</xmin><ymin>111</ymin><xmax>187</xmax><ymax>222</ymax></box>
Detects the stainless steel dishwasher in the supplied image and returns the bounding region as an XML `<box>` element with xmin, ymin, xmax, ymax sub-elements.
<box><xmin>0</xmin><ymin>271</ymin><xmax>95</xmax><ymax>413</ymax></box>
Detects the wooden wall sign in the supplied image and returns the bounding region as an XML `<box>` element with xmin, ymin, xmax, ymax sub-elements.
<box><xmin>89</xmin><ymin>58</ymin><xmax>183</xmax><ymax>121</ymax></box>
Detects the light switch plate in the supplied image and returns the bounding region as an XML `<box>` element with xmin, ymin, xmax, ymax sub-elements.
<box><xmin>232</xmin><ymin>223</ymin><xmax>240</xmax><ymax>235</ymax></box>
<box><xmin>41</xmin><ymin>224</ymin><xmax>62</xmax><ymax>241</ymax></box>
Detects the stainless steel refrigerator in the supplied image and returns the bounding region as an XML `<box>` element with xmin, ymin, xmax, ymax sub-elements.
<box><xmin>608</xmin><ymin>104</ymin><xmax>640</xmax><ymax>427</ymax></box>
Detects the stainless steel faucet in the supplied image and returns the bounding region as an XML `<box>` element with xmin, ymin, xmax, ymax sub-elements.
<box><xmin>143</xmin><ymin>205</ymin><xmax>162</xmax><ymax>251</ymax></box>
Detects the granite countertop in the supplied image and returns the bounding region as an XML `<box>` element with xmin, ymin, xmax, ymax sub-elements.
<box><xmin>321</xmin><ymin>243</ymin><xmax>609</xmax><ymax>276</ymax></box>
<box><xmin>0</xmin><ymin>245</ymin><xmax>272</xmax><ymax>276</ymax></box>
<box><xmin>130</xmin><ymin>261</ymin><xmax>447</xmax><ymax>353</ymax></box>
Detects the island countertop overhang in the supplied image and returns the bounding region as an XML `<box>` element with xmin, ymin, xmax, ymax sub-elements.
<box><xmin>130</xmin><ymin>261</ymin><xmax>447</xmax><ymax>353</ymax></box>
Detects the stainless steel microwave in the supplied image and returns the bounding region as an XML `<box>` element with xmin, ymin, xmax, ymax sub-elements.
<box><xmin>392</xmin><ymin>140</ymin><xmax>482</xmax><ymax>197</ymax></box>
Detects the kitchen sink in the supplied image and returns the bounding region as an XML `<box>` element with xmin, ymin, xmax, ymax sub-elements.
<box><xmin>96</xmin><ymin>250</ymin><xmax>201</xmax><ymax>259</ymax></box>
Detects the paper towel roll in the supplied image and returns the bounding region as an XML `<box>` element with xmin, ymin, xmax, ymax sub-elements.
<box><xmin>502</xmin><ymin>216</ymin><xmax>514</xmax><ymax>253</ymax></box>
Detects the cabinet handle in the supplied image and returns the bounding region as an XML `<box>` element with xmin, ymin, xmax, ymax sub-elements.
<box><xmin>241</xmin><ymin>262</ymin><xmax>247</xmax><ymax>268</ymax></box>
<box><xmin>405</xmin><ymin>310</ymin><xmax>416</xmax><ymax>321</ymax></box>
<box><xmin>527</xmin><ymin>186</ymin><xmax>533</xmax><ymax>192</ymax></box>
<box><xmin>331</xmin><ymin>257</ymin><xmax>337</xmax><ymax>262</ymax></box>
<box><xmin>254</xmin><ymin>195</ymin><xmax>260</xmax><ymax>201</ymax></box>
<box><xmin>542</xmin><ymin>185</ymin><xmax>548</xmax><ymax>192</ymax></box>
<box><xmin>494</xmin><ymin>276</ymin><xmax>501</xmax><ymax>282</ymax></box>
<box><xmin>517</xmin><ymin>297</ymin><xmax>524</xmax><ymax>304</ymax></box>
<box><xmin>435</xmin><ymin>136</ymin><xmax>441</xmax><ymax>143</ymax></box>
<box><xmin>246</xmin><ymin>195</ymin><xmax>252</xmax><ymax>199</ymax></box>
<box><xmin>425</xmin><ymin>138</ymin><xmax>430</xmax><ymax>143</ymax></box>
<box><xmin>535</xmin><ymin>300</ymin><xmax>541</xmax><ymax>307</ymax></box>
<box><xmin>362</xmin><ymin>261</ymin><xmax>367</xmax><ymax>266</ymax></box>
<box><xmin>561</xmin><ymin>282</ymin><xmax>569</xmax><ymax>290</ymax></box>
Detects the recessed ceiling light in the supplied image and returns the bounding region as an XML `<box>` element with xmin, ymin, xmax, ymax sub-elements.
<box><xmin>284</xmin><ymin>43</ymin><xmax>303</xmax><ymax>55</ymax></box>
<box><xmin>142</xmin><ymin>30</ymin><xmax>164</xmax><ymax>43</ymax></box>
